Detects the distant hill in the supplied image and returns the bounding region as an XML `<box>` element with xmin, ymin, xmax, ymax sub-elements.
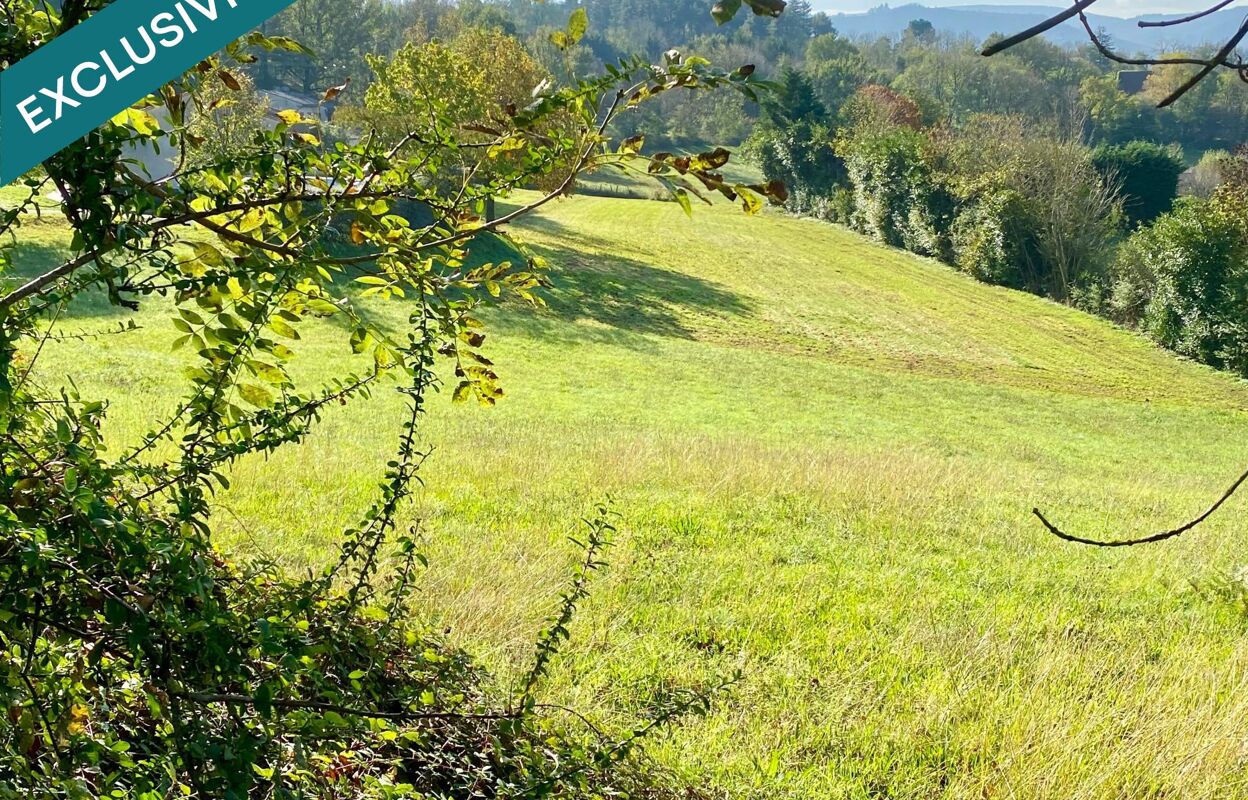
<box><xmin>815</xmin><ymin>3</ymin><xmax>1248</xmax><ymax>53</ymax></box>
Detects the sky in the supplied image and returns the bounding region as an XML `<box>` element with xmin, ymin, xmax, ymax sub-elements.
<box><xmin>809</xmin><ymin>0</ymin><xmax>1246</xmax><ymax>18</ymax></box>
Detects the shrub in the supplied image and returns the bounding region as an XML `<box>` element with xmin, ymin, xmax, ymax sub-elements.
<box><xmin>1182</xmin><ymin>149</ymin><xmax>1231</xmax><ymax>198</ymax></box>
<box><xmin>839</xmin><ymin>127</ymin><xmax>947</xmax><ymax>256</ymax></box>
<box><xmin>1109</xmin><ymin>191</ymin><xmax>1248</xmax><ymax>374</ymax></box>
<box><xmin>1092</xmin><ymin>140</ymin><xmax>1186</xmax><ymax>228</ymax></box>
<box><xmin>755</xmin><ymin>121</ymin><xmax>846</xmax><ymax>216</ymax></box>
<box><xmin>1</xmin><ymin>483</ymin><xmax>718</xmax><ymax>797</ymax></box>
<box><xmin>933</xmin><ymin>117</ymin><xmax>1121</xmax><ymax>299</ymax></box>
<box><xmin>950</xmin><ymin>190</ymin><xmax>1031</xmax><ymax>289</ymax></box>
<box><xmin>185</xmin><ymin>71</ymin><xmax>272</xmax><ymax>167</ymax></box>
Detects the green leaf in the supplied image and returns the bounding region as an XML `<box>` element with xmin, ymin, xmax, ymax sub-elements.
<box><xmin>254</xmin><ymin>683</ymin><xmax>274</xmax><ymax>718</ymax></box>
<box><xmin>350</xmin><ymin>328</ymin><xmax>373</xmax><ymax>354</ymax></box>
<box><xmin>247</xmin><ymin>360</ymin><xmax>287</xmax><ymax>386</ymax></box>
<box><xmin>673</xmin><ymin>188</ymin><xmax>693</xmax><ymax>218</ymax></box>
<box><xmin>239</xmin><ymin>383</ymin><xmax>275</xmax><ymax>409</ymax></box>
<box><xmin>306</xmin><ymin>299</ymin><xmax>340</xmax><ymax>317</ymax></box>
<box><xmin>711</xmin><ymin>0</ymin><xmax>742</xmax><ymax>24</ymax></box>
<box><xmin>374</xmin><ymin>344</ymin><xmax>397</xmax><ymax>370</ymax></box>
<box><xmin>268</xmin><ymin>319</ymin><xmax>300</xmax><ymax>340</ymax></box>
<box><xmin>568</xmin><ymin>7</ymin><xmax>589</xmax><ymax>45</ymax></box>
<box><xmin>110</xmin><ymin>107</ymin><xmax>161</xmax><ymax>136</ymax></box>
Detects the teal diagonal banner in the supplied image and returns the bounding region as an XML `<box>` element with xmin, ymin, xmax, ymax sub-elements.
<box><xmin>0</xmin><ymin>0</ymin><xmax>298</xmax><ymax>185</ymax></box>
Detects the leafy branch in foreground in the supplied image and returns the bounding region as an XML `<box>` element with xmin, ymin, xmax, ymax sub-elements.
<box><xmin>0</xmin><ymin>1</ymin><xmax>781</xmax><ymax>796</ymax></box>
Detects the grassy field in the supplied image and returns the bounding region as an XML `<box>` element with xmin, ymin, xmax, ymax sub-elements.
<box><xmin>10</xmin><ymin>188</ymin><xmax>1248</xmax><ymax>798</ymax></box>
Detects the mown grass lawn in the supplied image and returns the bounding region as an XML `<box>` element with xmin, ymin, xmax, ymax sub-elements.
<box><xmin>10</xmin><ymin>190</ymin><xmax>1248</xmax><ymax>798</ymax></box>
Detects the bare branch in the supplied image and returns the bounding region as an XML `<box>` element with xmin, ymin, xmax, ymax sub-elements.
<box><xmin>1155</xmin><ymin>19</ymin><xmax>1248</xmax><ymax>106</ymax></box>
<box><xmin>0</xmin><ymin>250</ymin><xmax>101</xmax><ymax>309</ymax></box>
<box><xmin>1034</xmin><ymin>465</ymin><xmax>1248</xmax><ymax>547</ymax></box>
<box><xmin>1139</xmin><ymin>0</ymin><xmax>1238</xmax><ymax>28</ymax></box>
<box><xmin>984</xmin><ymin>0</ymin><xmax>1248</xmax><ymax>106</ymax></box>
<box><xmin>982</xmin><ymin>0</ymin><xmax>1101</xmax><ymax>56</ymax></box>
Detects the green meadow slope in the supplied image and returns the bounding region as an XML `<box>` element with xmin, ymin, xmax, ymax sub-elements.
<box><xmin>12</xmin><ymin>192</ymin><xmax>1248</xmax><ymax>798</ymax></box>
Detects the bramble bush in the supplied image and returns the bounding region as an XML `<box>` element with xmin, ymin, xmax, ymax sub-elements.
<box><xmin>0</xmin><ymin>1</ymin><xmax>785</xmax><ymax>796</ymax></box>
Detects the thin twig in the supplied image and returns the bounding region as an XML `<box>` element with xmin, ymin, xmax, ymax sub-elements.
<box><xmin>1035</xmin><ymin>465</ymin><xmax>1248</xmax><ymax>547</ymax></box>
<box><xmin>981</xmin><ymin>0</ymin><xmax>1101</xmax><ymax>56</ymax></box>
<box><xmin>983</xmin><ymin>0</ymin><xmax>1248</xmax><ymax>108</ymax></box>
<box><xmin>178</xmin><ymin>692</ymin><xmax>516</xmax><ymax>722</ymax></box>
<box><xmin>1139</xmin><ymin>0</ymin><xmax>1238</xmax><ymax>28</ymax></box>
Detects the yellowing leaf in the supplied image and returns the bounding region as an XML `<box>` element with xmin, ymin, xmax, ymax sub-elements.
<box><xmin>68</xmin><ymin>703</ymin><xmax>90</xmax><ymax>736</ymax></box>
<box><xmin>239</xmin><ymin>383</ymin><xmax>275</xmax><ymax>409</ymax></box>
<box><xmin>306</xmin><ymin>298</ymin><xmax>340</xmax><ymax>316</ymax></box>
<box><xmin>248</xmin><ymin>360</ymin><xmax>287</xmax><ymax>386</ymax></box>
<box><xmin>737</xmin><ymin>186</ymin><xmax>763</xmax><ymax>215</ymax></box>
<box><xmin>237</xmin><ymin>208</ymin><xmax>264</xmax><ymax>233</ymax></box>
<box><xmin>568</xmin><ymin>7</ymin><xmax>589</xmax><ymax>45</ymax></box>
<box><xmin>268</xmin><ymin>319</ymin><xmax>300</xmax><ymax>339</ymax></box>
<box><xmin>110</xmin><ymin>107</ymin><xmax>161</xmax><ymax>136</ymax></box>
<box><xmin>192</xmin><ymin>242</ymin><xmax>226</xmax><ymax>267</ymax></box>
<box><xmin>322</xmin><ymin>79</ymin><xmax>350</xmax><ymax>102</ymax></box>
<box><xmin>276</xmin><ymin>109</ymin><xmax>301</xmax><ymax>126</ymax></box>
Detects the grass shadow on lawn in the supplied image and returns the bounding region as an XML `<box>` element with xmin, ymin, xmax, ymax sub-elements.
<box><xmin>496</xmin><ymin>239</ymin><xmax>754</xmax><ymax>344</ymax></box>
<box><xmin>2</xmin><ymin>240</ymin><xmax>132</xmax><ymax>320</ymax></box>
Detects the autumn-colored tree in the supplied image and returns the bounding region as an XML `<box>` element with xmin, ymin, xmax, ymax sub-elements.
<box><xmin>843</xmin><ymin>84</ymin><xmax>923</xmax><ymax>132</ymax></box>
